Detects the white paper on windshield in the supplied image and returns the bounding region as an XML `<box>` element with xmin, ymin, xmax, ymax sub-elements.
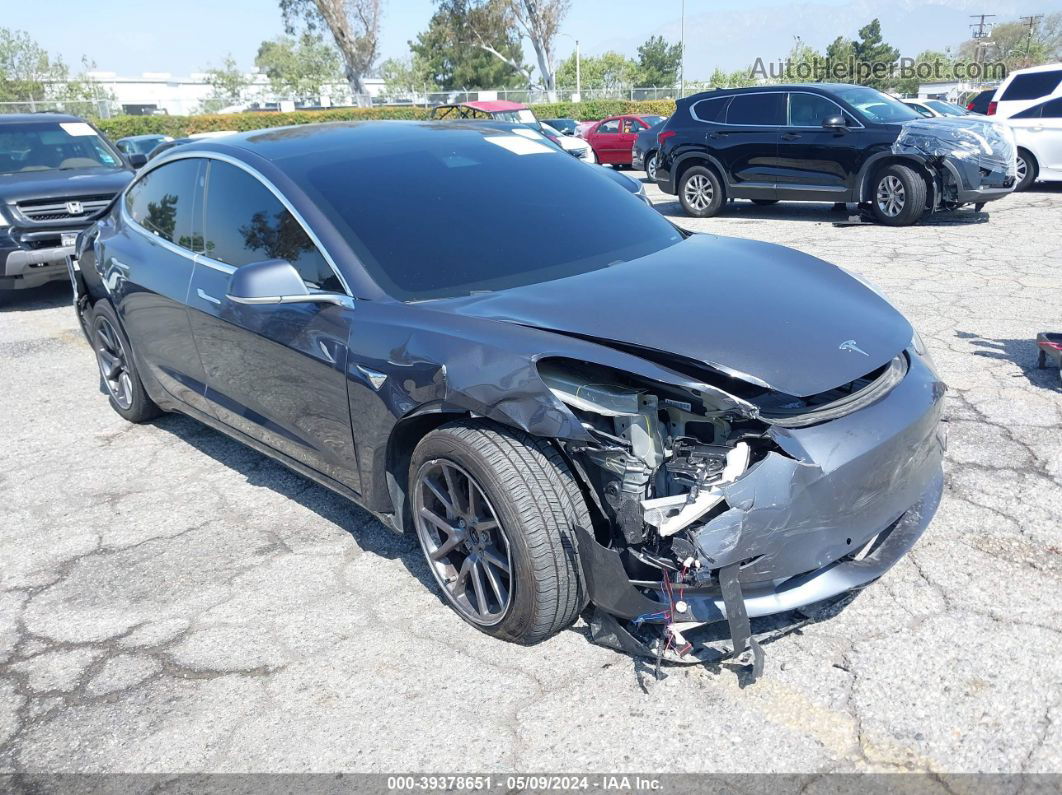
<box><xmin>59</xmin><ymin>122</ymin><xmax>97</xmax><ymax>136</ymax></box>
<box><xmin>484</xmin><ymin>135</ymin><xmax>554</xmax><ymax>155</ymax></box>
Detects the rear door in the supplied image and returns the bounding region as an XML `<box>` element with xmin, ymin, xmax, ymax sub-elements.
<box><xmin>775</xmin><ymin>91</ymin><xmax>862</xmax><ymax>201</ymax></box>
<box><xmin>106</xmin><ymin>156</ymin><xmax>212</xmax><ymax>412</ymax></box>
<box><xmin>186</xmin><ymin>158</ymin><xmax>361</xmax><ymax>491</ymax></box>
<box><xmin>714</xmin><ymin>91</ymin><xmax>784</xmax><ymax>198</ymax></box>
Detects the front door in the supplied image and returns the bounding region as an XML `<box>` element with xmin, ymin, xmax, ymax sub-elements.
<box><xmin>588</xmin><ymin>118</ymin><xmax>623</xmax><ymax>164</ymax></box>
<box><xmin>774</xmin><ymin>92</ymin><xmax>862</xmax><ymax>201</ymax></box>
<box><xmin>186</xmin><ymin>158</ymin><xmax>361</xmax><ymax>492</ymax></box>
<box><xmin>103</xmin><ymin>156</ymin><xmax>212</xmax><ymax>412</ymax></box>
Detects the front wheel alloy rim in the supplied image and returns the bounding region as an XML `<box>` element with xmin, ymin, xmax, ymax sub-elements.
<box><xmin>93</xmin><ymin>316</ymin><xmax>134</xmax><ymax>410</ymax></box>
<box><xmin>1016</xmin><ymin>156</ymin><xmax>1027</xmax><ymax>182</ymax></box>
<box><xmin>683</xmin><ymin>173</ymin><xmax>714</xmax><ymax>211</ymax></box>
<box><xmin>876</xmin><ymin>175</ymin><xmax>906</xmax><ymax>217</ymax></box>
<box><xmin>646</xmin><ymin>154</ymin><xmax>658</xmax><ymax>181</ymax></box>
<box><xmin>413</xmin><ymin>460</ymin><xmax>513</xmax><ymax>626</ymax></box>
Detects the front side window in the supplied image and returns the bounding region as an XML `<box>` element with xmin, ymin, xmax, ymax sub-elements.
<box><xmin>789</xmin><ymin>93</ymin><xmax>847</xmax><ymax>125</ymax></box>
<box><xmin>726</xmin><ymin>93</ymin><xmax>785</xmax><ymax>125</ymax></box>
<box><xmin>202</xmin><ymin>161</ymin><xmax>342</xmax><ymax>292</ymax></box>
<box><xmin>1001</xmin><ymin>71</ymin><xmax>1062</xmax><ymax>101</ymax></box>
<box><xmin>622</xmin><ymin>119</ymin><xmax>642</xmax><ymax>133</ymax></box>
<box><xmin>124</xmin><ymin>158</ymin><xmax>201</xmax><ymax>248</ymax></box>
<box><xmin>597</xmin><ymin>119</ymin><xmax>620</xmax><ymax>133</ymax></box>
<box><xmin>831</xmin><ymin>86</ymin><xmax>921</xmax><ymax>123</ymax></box>
<box><xmin>1040</xmin><ymin>98</ymin><xmax>1062</xmax><ymax>118</ymax></box>
<box><xmin>0</xmin><ymin>121</ymin><xmax>124</xmax><ymax>174</ymax></box>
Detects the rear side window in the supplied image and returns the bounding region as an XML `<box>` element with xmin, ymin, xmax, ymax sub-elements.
<box><xmin>597</xmin><ymin>119</ymin><xmax>620</xmax><ymax>133</ymax></box>
<box><xmin>1011</xmin><ymin>104</ymin><xmax>1044</xmax><ymax>119</ymax></box>
<box><xmin>125</xmin><ymin>158</ymin><xmax>201</xmax><ymax>249</ymax></box>
<box><xmin>1001</xmin><ymin>71</ymin><xmax>1062</xmax><ymax>101</ymax></box>
<box><xmin>1041</xmin><ymin>98</ymin><xmax>1062</xmax><ymax>118</ymax></box>
<box><xmin>726</xmin><ymin>93</ymin><xmax>785</xmax><ymax>125</ymax></box>
<box><xmin>691</xmin><ymin>96</ymin><xmax>729</xmax><ymax>123</ymax></box>
<box><xmin>202</xmin><ymin>161</ymin><xmax>342</xmax><ymax>292</ymax></box>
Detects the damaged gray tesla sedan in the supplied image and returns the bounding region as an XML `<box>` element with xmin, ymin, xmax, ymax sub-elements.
<box><xmin>71</xmin><ymin>121</ymin><xmax>946</xmax><ymax>676</ymax></box>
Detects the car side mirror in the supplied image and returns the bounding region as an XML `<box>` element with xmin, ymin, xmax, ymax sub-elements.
<box><xmin>822</xmin><ymin>115</ymin><xmax>847</xmax><ymax>129</ymax></box>
<box><xmin>128</xmin><ymin>153</ymin><xmax>148</xmax><ymax>168</ymax></box>
<box><xmin>226</xmin><ymin>259</ymin><xmax>351</xmax><ymax>307</ymax></box>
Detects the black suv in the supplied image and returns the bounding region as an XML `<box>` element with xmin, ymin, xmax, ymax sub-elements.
<box><xmin>0</xmin><ymin>114</ymin><xmax>139</xmax><ymax>301</ymax></box>
<box><xmin>655</xmin><ymin>83</ymin><xmax>1016</xmax><ymax>226</ymax></box>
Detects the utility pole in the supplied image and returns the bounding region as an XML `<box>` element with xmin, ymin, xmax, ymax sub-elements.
<box><xmin>679</xmin><ymin>0</ymin><xmax>685</xmax><ymax>97</ymax></box>
<box><xmin>969</xmin><ymin>14</ymin><xmax>996</xmax><ymax>40</ymax></box>
<box><xmin>1020</xmin><ymin>15</ymin><xmax>1043</xmax><ymax>65</ymax></box>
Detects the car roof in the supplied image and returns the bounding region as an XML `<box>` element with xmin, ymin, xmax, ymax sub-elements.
<box><xmin>1003</xmin><ymin>63</ymin><xmax>1062</xmax><ymax>76</ymax></box>
<box><xmin>0</xmin><ymin>112</ymin><xmax>85</xmax><ymax>124</ymax></box>
<box><xmin>686</xmin><ymin>83</ymin><xmax>867</xmax><ymax>99</ymax></box>
<box><xmin>154</xmin><ymin>120</ymin><xmax>551</xmax><ymax>168</ymax></box>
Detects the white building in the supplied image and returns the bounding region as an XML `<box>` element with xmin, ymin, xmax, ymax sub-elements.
<box><xmin>84</xmin><ymin>71</ymin><xmax>386</xmax><ymax>115</ymax></box>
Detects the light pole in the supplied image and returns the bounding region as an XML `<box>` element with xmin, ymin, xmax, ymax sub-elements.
<box><xmin>559</xmin><ymin>33</ymin><xmax>581</xmax><ymax>101</ymax></box>
<box><xmin>679</xmin><ymin>0</ymin><xmax>685</xmax><ymax>97</ymax></box>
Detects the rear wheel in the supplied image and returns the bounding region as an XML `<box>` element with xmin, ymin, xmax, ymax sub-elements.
<box><xmin>679</xmin><ymin>165</ymin><xmax>724</xmax><ymax>218</ymax></box>
<box><xmin>1015</xmin><ymin>149</ymin><xmax>1038</xmax><ymax>191</ymax></box>
<box><xmin>645</xmin><ymin>151</ymin><xmax>659</xmax><ymax>181</ymax></box>
<box><xmin>90</xmin><ymin>301</ymin><xmax>161</xmax><ymax>423</ymax></box>
<box><xmin>410</xmin><ymin>419</ymin><xmax>590</xmax><ymax>645</ymax></box>
<box><xmin>869</xmin><ymin>164</ymin><xmax>926</xmax><ymax>226</ymax></box>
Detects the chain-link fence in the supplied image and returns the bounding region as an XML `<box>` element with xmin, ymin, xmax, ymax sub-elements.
<box><xmin>0</xmin><ymin>99</ymin><xmax>117</xmax><ymax>118</ymax></box>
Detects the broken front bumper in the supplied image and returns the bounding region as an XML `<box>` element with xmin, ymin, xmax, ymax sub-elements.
<box><xmin>576</xmin><ymin>349</ymin><xmax>947</xmax><ymax>627</ymax></box>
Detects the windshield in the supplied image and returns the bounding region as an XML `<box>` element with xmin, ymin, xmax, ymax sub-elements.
<box><xmin>127</xmin><ymin>135</ymin><xmax>170</xmax><ymax>154</ymax></box>
<box><xmin>833</xmin><ymin>87</ymin><xmax>921</xmax><ymax>123</ymax></box>
<box><xmin>925</xmin><ymin>100</ymin><xmax>969</xmax><ymax>116</ymax></box>
<box><xmin>493</xmin><ymin>109</ymin><xmax>537</xmax><ymax>123</ymax></box>
<box><xmin>292</xmin><ymin>128</ymin><xmax>682</xmax><ymax>301</ymax></box>
<box><xmin>0</xmin><ymin>121</ymin><xmax>124</xmax><ymax>174</ymax></box>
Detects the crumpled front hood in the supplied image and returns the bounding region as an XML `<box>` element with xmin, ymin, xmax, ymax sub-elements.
<box><xmin>894</xmin><ymin>116</ymin><xmax>1016</xmax><ymax>176</ymax></box>
<box><xmin>431</xmin><ymin>234</ymin><xmax>913</xmax><ymax>397</ymax></box>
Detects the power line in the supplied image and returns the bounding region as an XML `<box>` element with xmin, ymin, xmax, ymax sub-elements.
<box><xmin>1020</xmin><ymin>15</ymin><xmax>1044</xmax><ymax>63</ymax></box>
<box><xmin>969</xmin><ymin>14</ymin><xmax>996</xmax><ymax>39</ymax></box>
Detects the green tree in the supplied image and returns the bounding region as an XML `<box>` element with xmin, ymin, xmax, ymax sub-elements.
<box><xmin>255</xmin><ymin>34</ymin><xmax>343</xmax><ymax>101</ymax></box>
<box><xmin>894</xmin><ymin>49</ymin><xmax>953</xmax><ymax>95</ymax></box>
<box><xmin>852</xmin><ymin>18</ymin><xmax>899</xmax><ymax>89</ymax></box>
<box><xmin>555</xmin><ymin>51</ymin><xmax>636</xmax><ymax>91</ymax></box>
<box><xmin>634</xmin><ymin>35</ymin><xmax>682</xmax><ymax>87</ymax></box>
<box><xmin>410</xmin><ymin>0</ymin><xmax>528</xmax><ymax>90</ymax></box>
<box><xmin>0</xmin><ymin>29</ymin><xmax>111</xmax><ymax>114</ymax></box>
<box><xmin>823</xmin><ymin>35</ymin><xmax>856</xmax><ymax>82</ymax></box>
<box><xmin>199</xmin><ymin>54</ymin><xmax>250</xmax><ymax>114</ymax></box>
<box><xmin>379</xmin><ymin>56</ymin><xmax>431</xmax><ymax>95</ymax></box>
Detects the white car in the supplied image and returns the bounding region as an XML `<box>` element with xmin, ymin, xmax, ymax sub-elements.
<box><xmin>541</xmin><ymin>122</ymin><xmax>597</xmax><ymax>164</ymax></box>
<box><xmin>989</xmin><ymin>63</ymin><xmax>1062</xmax><ymax>119</ymax></box>
<box><xmin>1005</xmin><ymin>95</ymin><xmax>1062</xmax><ymax>190</ymax></box>
<box><xmin>903</xmin><ymin>99</ymin><xmax>975</xmax><ymax>118</ymax></box>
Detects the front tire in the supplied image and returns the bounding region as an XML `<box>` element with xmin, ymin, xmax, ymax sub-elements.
<box><xmin>1015</xmin><ymin>149</ymin><xmax>1038</xmax><ymax>191</ymax></box>
<box><xmin>869</xmin><ymin>164</ymin><xmax>926</xmax><ymax>226</ymax></box>
<box><xmin>409</xmin><ymin>419</ymin><xmax>590</xmax><ymax>645</ymax></box>
<box><xmin>90</xmin><ymin>301</ymin><xmax>161</xmax><ymax>423</ymax></box>
<box><xmin>678</xmin><ymin>165</ymin><xmax>724</xmax><ymax>218</ymax></box>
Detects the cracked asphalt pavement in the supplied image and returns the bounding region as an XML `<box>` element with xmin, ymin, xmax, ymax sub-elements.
<box><xmin>1</xmin><ymin>180</ymin><xmax>1060</xmax><ymax>775</ymax></box>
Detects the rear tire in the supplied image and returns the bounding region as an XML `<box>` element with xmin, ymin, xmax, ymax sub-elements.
<box><xmin>869</xmin><ymin>164</ymin><xmax>926</xmax><ymax>226</ymax></box>
<box><xmin>645</xmin><ymin>151</ymin><xmax>659</xmax><ymax>181</ymax></box>
<box><xmin>1015</xmin><ymin>149</ymin><xmax>1038</xmax><ymax>191</ymax></box>
<box><xmin>409</xmin><ymin>419</ymin><xmax>590</xmax><ymax>645</ymax></box>
<box><xmin>678</xmin><ymin>165</ymin><xmax>725</xmax><ymax>218</ymax></box>
<box><xmin>90</xmin><ymin>301</ymin><xmax>161</xmax><ymax>423</ymax></box>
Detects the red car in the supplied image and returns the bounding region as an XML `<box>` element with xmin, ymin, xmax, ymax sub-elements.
<box><xmin>583</xmin><ymin>114</ymin><xmax>664</xmax><ymax>167</ymax></box>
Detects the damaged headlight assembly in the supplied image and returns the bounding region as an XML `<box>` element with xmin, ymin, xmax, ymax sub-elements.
<box><xmin>537</xmin><ymin>348</ymin><xmax>945</xmax><ymax>680</ymax></box>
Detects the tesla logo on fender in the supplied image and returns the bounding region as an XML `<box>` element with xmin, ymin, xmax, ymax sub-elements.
<box><xmin>65</xmin><ymin>201</ymin><xmax>84</xmax><ymax>215</ymax></box>
<box><xmin>839</xmin><ymin>339</ymin><xmax>869</xmax><ymax>356</ymax></box>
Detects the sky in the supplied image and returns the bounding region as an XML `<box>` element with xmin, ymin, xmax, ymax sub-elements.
<box><xmin>5</xmin><ymin>0</ymin><xmax>1061</xmax><ymax>81</ymax></box>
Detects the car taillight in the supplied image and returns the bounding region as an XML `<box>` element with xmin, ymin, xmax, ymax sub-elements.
<box><xmin>966</xmin><ymin>102</ymin><xmax>975</xmax><ymax>110</ymax></box>
<box><xmin>987</xmin><ymin>101</ymin><xmax>997</xmax><ymax>115</ymax></box>
<box><xmin>657</xmin><ymin>130</ymin><xmax>676</xmax><ymax>145</ymax></box>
